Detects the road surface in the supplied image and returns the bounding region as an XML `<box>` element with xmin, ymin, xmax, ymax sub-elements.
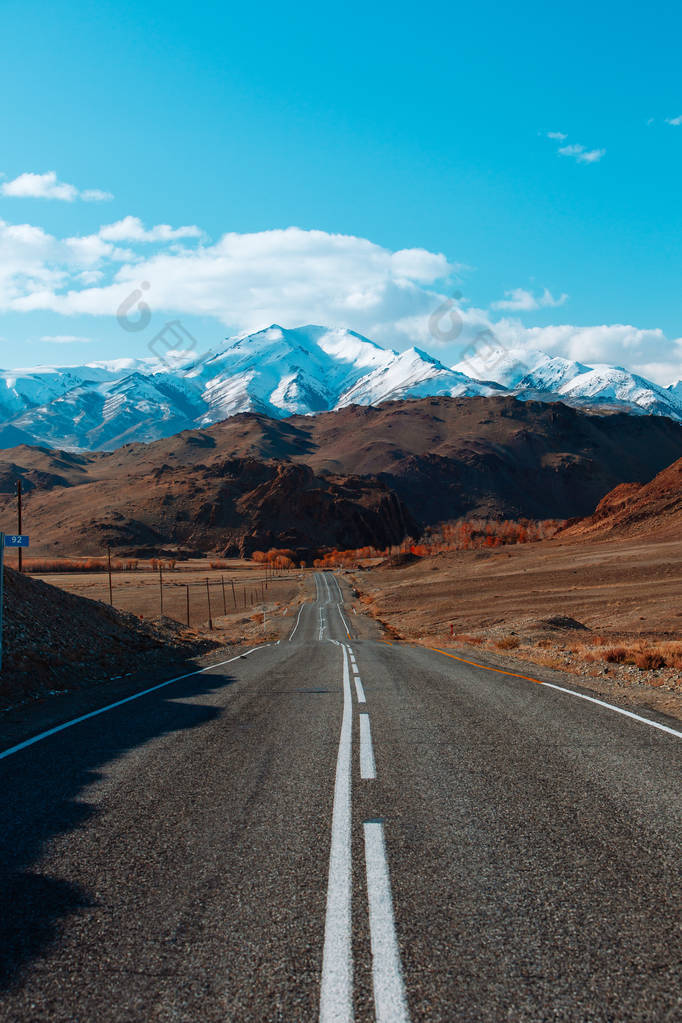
<box><xmin>1</xmin><ymin>572</ymin><xmax>680</xmax><ymax>1021</ymax></box>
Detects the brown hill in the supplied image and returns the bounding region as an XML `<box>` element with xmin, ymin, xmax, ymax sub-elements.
<box><xmin>0</xmin><ymin>567</ymin><xmax>219</xmax><ymax>709</ymax></box>
<box><xmin>0</xmin><ymin>396</ymin><xmax>680</xmax><ymax>557</ymax></box>
<box><xmin>562</xmin><ymin>457</ymin><xmax>682</xmax><ymax>540</ymax></box>
<box><xmin>0</xmin><ymin>452</ymin><xmax>414</xmax><ymax>559</ymax></box>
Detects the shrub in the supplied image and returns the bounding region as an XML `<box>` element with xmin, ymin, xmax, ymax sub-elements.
<box><xmin>634</xmin><ymin>651</ymin><xmax>666</xmax><ymax>671</ymax></box>
<box><xmin>454</xmin><ymin>633</ymin><xmax>484</xmax><ymax>645</ymax></box>
<box><xmin>604</xmin><ymin>647</ymin><xmax>628</xmax><ymax>663</ymax></box>
<box><xmin>496</xmin><ymin>636</ymin><xmax>520</xmax><ymax>650</ymax></box>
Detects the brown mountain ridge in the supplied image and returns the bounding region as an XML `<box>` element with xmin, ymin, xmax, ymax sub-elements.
<box><xmin>563</xmin><ymin>457</ymin><xmax>682</xmax><ymax>540</ymax></box>
<box><xmin>0</xmin><ymin>395</ymin><xmax>680</xmax><ymax>557</ymax></box>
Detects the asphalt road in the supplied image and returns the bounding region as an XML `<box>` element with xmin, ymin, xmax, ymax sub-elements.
<box><xmin>1</xmin><ymin>572</ymin><xmax>680</xmax><ymax>1021</ymax></box>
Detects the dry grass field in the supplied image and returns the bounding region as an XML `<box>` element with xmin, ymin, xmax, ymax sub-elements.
<box><xmin>348</xmin><ymin>534</ymin><xmax>682</xmax><ymax>719</ymax></box>
<box><xmin>28</xmin><ymin>560</ymin><xmax>314</xmax><ymax>645</ymax></box>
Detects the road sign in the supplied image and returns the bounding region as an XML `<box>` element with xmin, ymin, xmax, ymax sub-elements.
<box><xmin>4</xmin><ymin>535</ymin><xmax>29</xmax><ymax>547</ymax></box>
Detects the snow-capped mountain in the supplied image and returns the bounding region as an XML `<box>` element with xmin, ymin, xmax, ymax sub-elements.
<box><xmin>554</xmin><ymin>365</ymin><xmax>682</xmax><ymax>420</ymax></box>
<box><xmin>3</xmin><ymin>326</ymin><xmax>503</xmax><ymax>450</ymax></box>
<box><xmin>454</xmin><ymin>345</ymin><xmax>682</xmax><ymax>422</ymax></box>
<box><xmin>453</xmin><ymin>345</ymin><xmax>592</xmax><ymax>391</ymax></box>
<box><xmin>336</xmin><ymin>346</ymin><xmax>504</xmax><ymax>408</ymax></box>
<box><xmin>1</xmin><ymin>325</ymin><xmax>680</xmax><ymax>451</ymax></box>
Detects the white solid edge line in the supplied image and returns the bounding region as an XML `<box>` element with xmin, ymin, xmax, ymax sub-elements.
<box><xmin>289</xmin><ymin>602</ymin><xmax>307</xmax><ymax>642</ymax></box>
<box><xmin>364</xmin><ymin>820</ymin><xmax>410</xmax><ymax>1023</ymax></box>
<box><xmin>337</xmin><ymin>604</ymin><xmax>351</xmax><ymax>635</ymax></box>
<box><xmin>354</xmin><ymin>676</ymin><xmax>366</xmax><ymax>704</ymax></box>
<box><xmin>435</xmin><ymin>647</ymin><xmax>682</xmax><ymax>741</ymax></box>
<box><xmin>359</xmin><ymin>713</ymin><xmax>376</xmax><ymax>779</ymax></box>
<box><xmin>541</xmin><ymin>680</ymin><xmax>682</xmax><ymax>740</ymax></box>
<box><xmin>319</xmin><ymin>643</ymin><xmax>354</xmax><ymax>1022</ymax></box>
<box><xmin>0</xmin><ymin>645</ymin><xmax>272</xmax><ymax>762</ymax></box>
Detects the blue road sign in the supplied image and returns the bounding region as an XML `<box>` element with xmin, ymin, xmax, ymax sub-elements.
<box><xmin>4</xmin><ymin>535</ymin><xmax>29</xmax><ymax>547</ymax></box>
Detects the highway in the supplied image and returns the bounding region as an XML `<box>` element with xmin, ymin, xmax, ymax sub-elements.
<box><xmin>0</xmin><ymin>571</ymin><xmax>680</xmax><ymax>1021</ymax></box>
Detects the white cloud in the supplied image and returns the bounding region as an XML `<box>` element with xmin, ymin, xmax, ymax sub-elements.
<box><xmin>665</xmin><ymin>115</ymin><xmax>682</xmax><ymax>126</ymax></box>
<box><xmin>490</xmin><ymin>320</ymin><xmax>682</xmax><ymax>385</ymax></box>
<box><xmin>0</xmin><ymin>171</ymin><xmax>113</xmax><ymax>202</ymax></box>
<box><xmin>390</xmin><ymin>247</ymin><xmax>452</xmax><ymax>283</ymax></box>
<box><xmin>492</xmin><ymin>287</ymin><xmax>568</xmax><ymax>312</ymax></box>
<box><xmin>40</xmin><ymin>335</ymin><xmax>92</xmax><ymax>344</ymax></box>
<box><xmin>82</xmin><ymin>189</ymin><xmax>115</xmax><ymax>202</ymax></box>
<box><xmin>0</xmin><ymin>219</ymin><xmax>459</xmax><ymax>345</ymax></box>
<box><xmin>77</xmin><ymin>270</ymin><xmax>105</xmax><ymax>285</ymax></box>
<box><xmin>98</xmin><ymin>216</ymin><xmax>202</xmax><ymax>243</ymax></box>
<box><xmin>546</xmin><ymin>131</ymin><xmax>567</xmax><ymax>141</ymax></box>
<box><xmin>558</xmin><ymin>143</ymin><xmax>606</xmax><ymax>164</ymax></box>
<box><xmin>0</xmin><ymin>213</ymin><xmax>679</xmax><ymax>386</ymax></box>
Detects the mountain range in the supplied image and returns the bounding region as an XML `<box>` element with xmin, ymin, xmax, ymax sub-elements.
<box><xmin>1</xmin><ymin>325</ymin><xmax>680</xmax><ymax>451</ymax></box>
<box><xmin>1</xmin><ymin>395</ymin><xmax>681</xmax><ymax>557</ymax></box>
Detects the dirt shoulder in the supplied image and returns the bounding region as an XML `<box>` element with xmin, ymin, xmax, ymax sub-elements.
<box><xmin>346</xmin><ymin>536</ymin><xmax>682</xmax><ymax>723</ymax></box>
<box><xmin>0</xmin><ymin>568</ymin><xmax>314</xmax><ymax>751</ymax></box>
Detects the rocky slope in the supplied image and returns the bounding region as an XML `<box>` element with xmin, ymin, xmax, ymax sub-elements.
<box><xmin>0</xmin><ymin>396</ymin><xmax>680</xmax><ymax>557</ymax></box>
<box><xmin>0</xmin><ymin>567</ymin><xmax>220</xmax><ymax>709</ymax></box>
<box><xmin>562</xmin><ymin>457</ymin><xmax>682</xmax><ymax>540</ymax></box>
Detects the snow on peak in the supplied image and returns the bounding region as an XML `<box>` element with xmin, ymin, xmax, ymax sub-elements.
<box><xmin>452</xmin><ymin>346</ymin><xmax>552</xmax><ymax>387</ymax></box>
<box><xmin>0</xmin><ymin>325</ymin><xmax>680</xmax><ymax>450</ymax></box>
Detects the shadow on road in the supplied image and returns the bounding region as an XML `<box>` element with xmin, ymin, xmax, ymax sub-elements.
<box><xmin>0</xmin><ymin>664</ymin><xmax>237</xmax><ymax>991</ymax></box>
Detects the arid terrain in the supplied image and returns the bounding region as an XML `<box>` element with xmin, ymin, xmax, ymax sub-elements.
<box><xmin>0</xmin><ymin>561</ymin><xmax>311</xmax><ymax>718</ymax></box>
<box><xmin>562</xmin><ymin>456</ymin><xmax>682</xmax><ymax>541</ymax></box>
<box><xmin>1</xmin><ymin>408</ymin><xmax>680</xmax><ymax>725</ymax></box>
<box><xmin>1</xmin><ymin>395</ymin><xmax>681</xmax><ymax>558</ymax></box>
<box><xmin>24</xmin><ymin>561</ymin><xmax>306</xmax><ymax>628</ymax></box>
<box><xmin>348</xmin><ymin>530</ymin><xmax>682</xmax><ymax>720</ymax></box>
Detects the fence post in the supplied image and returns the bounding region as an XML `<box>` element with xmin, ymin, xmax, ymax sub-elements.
<box><xmin>159</xmin><ymin>564</ymin><xmax>164</xmax><ymax>617</ymax></box>
<box><xmin>206</xmin><ymin>578</ymin><xmax>213</xmax><ymax>630</ymax></box>
<box><xmin>186</xmin><ymin>584</ymin><xmax>190</xmax><ymax>627</ymax></box>
<box><xmin>107</xmin><ymin>545</ymin><xmax>113</xmax><ymax>605</ymax></box>
<box><xmin>231</xmin><ymin>578</ymin><xmax>237</xmax><ymax>609</ymax></box>
<box><xmin>221</xmin><ymin>575</ymin><xmax>227</xmax><ymax>615</ymax></box>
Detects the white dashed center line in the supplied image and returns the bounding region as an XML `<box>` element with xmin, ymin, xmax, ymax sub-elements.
<box><xmin>364</xmin><ymin>820</ymin><xmax>410</xmax><ymax>1023</ymax></box>
<box><xmin>359</xmin><ymin>713</ymin><xmax>376</xmax><ymax>779</ymax></box>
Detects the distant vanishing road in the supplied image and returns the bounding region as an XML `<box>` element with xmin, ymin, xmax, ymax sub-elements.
<box><xmin>1</xmin><ymin>573</ymin><xmax>680</xmax><ymax>1021</ymax></box>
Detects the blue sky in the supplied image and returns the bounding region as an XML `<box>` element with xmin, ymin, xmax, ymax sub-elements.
<box><xmin>1</xmin><ymin>0</ymin><xmax>681</xmax><ymax>382</ymax></box>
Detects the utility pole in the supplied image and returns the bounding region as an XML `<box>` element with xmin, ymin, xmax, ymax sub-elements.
<box><xmin>107</xmin><ymin>545</ymin><xmax>113</xmax><ymax>605</ymax></box>
<box><xmin>205</xmin><ymin>578</ymin><xmax>213</xmax><ymax>630</ymax></box>
<box><xmin>0</xmin><ymin>533</ymin><xmax>4</xmax><ymax>672</ymax></box>
<box><xmin>16</xmin><ymin>480</ymin><xmax>22</xmax><ymax>572</ymax></box>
